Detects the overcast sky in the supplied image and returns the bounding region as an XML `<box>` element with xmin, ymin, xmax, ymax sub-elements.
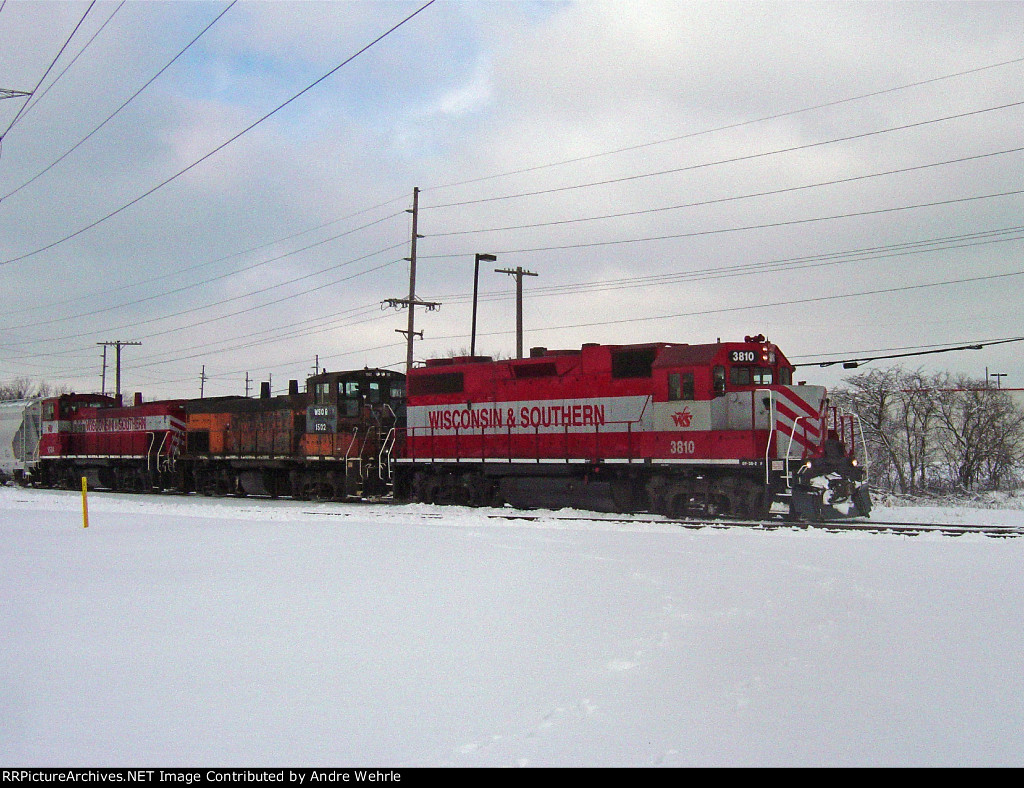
<box><xmin>1</xmin><ymin>0</ymin><xmax>1022</xmax><ymax>399</ymax></box>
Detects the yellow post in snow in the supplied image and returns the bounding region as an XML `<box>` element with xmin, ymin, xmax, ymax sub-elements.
<box><xmin>81</xmin><ymin>477</ymin><xmax>89</xmax><ymax>529</ymax></box>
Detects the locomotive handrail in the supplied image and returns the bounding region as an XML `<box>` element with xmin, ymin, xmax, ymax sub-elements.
<box><xmin>344</xmin><ymin>429</ymin><xmax>360</xmax><ymax>485</ymax></box>
<box><xmin>783</xmin><ymin>415</ymin><xmax>806</xmax><ymax>489</ymax></box>
<box><xmin>833</xmin><ymin>406</ymin><xmax>870</xmax><ymax>476</ymax></box>
<box><xmin>755</xmin><ymin>388</ymin><xmax>775</xmax><ymax>487</ymax></box>
<box><xmin>855</xmin><ymin>412</ymin><xmax>869</xmax><ymax>475</ymax></box>
<box><xmin>378</xmin><ymin>427</ymin><xmax>396</xmax><ymax>481</ymax></box>
<box><xmin>344</xmin><ymin>427</ymin><xmax>359</xmax><ymax>466</ymax></box>
<box><xmin>146</xmin><ymin>432</ymin><xmax>157</xmax><ymax>474</ymax></box>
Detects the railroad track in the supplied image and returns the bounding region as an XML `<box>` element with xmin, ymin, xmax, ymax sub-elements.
<box><xmin>484</xmin><ymin>512</ymin><xmax>1024</xmax><ymax>538</ymax></box>
<box><xmin>298</xmin><ymin>503</ymin><xmax>1023</xmax><ymax>538</ymax></box>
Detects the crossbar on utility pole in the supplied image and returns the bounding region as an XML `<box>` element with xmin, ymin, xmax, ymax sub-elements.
<box><xmin>495</xmin><ymin>266</ymin><xmax>538</xmax><ymax>359</ymax></box>
<box><xmin>97</xmin><ymin>341</ymin><xmax>141</xmax><ymax>402</ymax></box>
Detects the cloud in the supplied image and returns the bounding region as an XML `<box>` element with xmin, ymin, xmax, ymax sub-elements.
<box><xmin>0</xmin><ymin>1</ymin><xmax>1023</xmax><ymax>397</ymax></box>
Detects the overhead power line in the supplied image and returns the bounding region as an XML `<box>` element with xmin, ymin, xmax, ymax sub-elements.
<box><xmin>16</xmin><ymin>1</ymin><xmax>125</xmax><ymax>125</ymax></box>
<box><xmin>0</xmin><ymin>1</ymin><xmax>95</xmax><ymax>145</ymax></box>
<box><xmin>423</xmin><ymin>100</ymin><xmax>1024</xmax><ymax>210</ymax></box>
<box><xmin>3</xmin><ymin>245</ymin><xmax>407</xmax><ymax>347</ymax></box>
<box><xmin>423</xmin><ymin>266</ymin><xmax>1024</xmax><ymax>345</ymax></box>
<box><xmin>421</xmin><ymin>188</ymin><xmax>1024</xmax><ymax>260</ymax></box>
<box><xmin>426</xmin><ymin>53</ymin><xmax>1024</xmax><ymax>194</ymax></box>
<box><xmin>431</xmin><ymin>225</ymin><xmax>1024</xmax><ymax>306</ymax></box>
<box><xmin>0</xmin><ymin>0</ymin><xmax>437</xmax><ymax>268</ymax></box>
<box><xmin>0</xmin><ymin>212</ymin><xmax>405</xmax><ymax>330</ymax></box>
<box><xmin>96</xmin><ymin>223</ymin><xmax>1024</xmax><ymax>376</ymax></box>
<box><xmin>428</xmin><ymin>146</ymin><xmax>1024</xmax><ymax>238</ymax></box>
<box><xmin>792</xmin><ymin>336</ymin><xmax>1024</xmax><ymax>369</ymax></box>
<box><xmin>0</xmin><ymin>192</ymin><xmax>408</xmax><ymax>321</ymax></box>
<box><xmin>0</xmin><ymin>0</ymin><xmax>233</xmax><ymax>204</ymax></box>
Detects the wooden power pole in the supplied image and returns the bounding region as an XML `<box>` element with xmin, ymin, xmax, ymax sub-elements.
<box><xmin>97</xmin><ymin>341</ymin><xmax>141</xmax><ymax>401</ymax></box>
<box><xmin>383</xmin><ymin>187</ymin><xmax>440</xmax><ymax>372</ymax></box>
<box><xmin>495</xmin><ymin>266</ymin><xmax>538</xmax><ymax>359</ymax></box>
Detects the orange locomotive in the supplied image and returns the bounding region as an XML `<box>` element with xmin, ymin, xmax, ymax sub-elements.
<box><xmin>184</xmin><ymin>369</ymin><xmax>404</xmax><ymax>500</ymax></box>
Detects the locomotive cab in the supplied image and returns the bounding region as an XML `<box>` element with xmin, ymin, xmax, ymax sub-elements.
<box><xmin>652</xmin><ymin>335</ymin><xmax>870</xmax><ymax>520</ymax></box>
<box><xmin>302</xmin><ymin>368</ymin><xmax>406</xmax><ymax>497</ymax></box>
<box><xmin>306</xmin><ymin>368</ymin><xmax>405</xmax><ymax>428</ymax></box>
<box><xmin>38</xmin><ymin>393</ymin><xmax>119</xmax><ymax>459</ymax></box>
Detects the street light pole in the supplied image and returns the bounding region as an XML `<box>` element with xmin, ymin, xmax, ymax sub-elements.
<box><xmin>471</xmin><ymin>253</ymin><xmax>496</xmax><ymax>357</ymax></box>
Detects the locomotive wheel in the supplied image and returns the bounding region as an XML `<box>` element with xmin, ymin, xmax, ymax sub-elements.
<box><xmin>663</xmin><ymin>482</ymin><xmax>694</xmax><ymax>519</ymax></box>
<box><xmin>733</xmin><ymin>478</ymin><xmax>771</xmax><ymax>520</ymax></box>
<box><xmin>307</xmin><ymin>482</ymin><xmax>335</xmax><ymax>502</ymax></box>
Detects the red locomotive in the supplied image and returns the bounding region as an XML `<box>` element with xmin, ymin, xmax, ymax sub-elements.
<box><xmin>394</xmin><ymin>335</ymin><xmax>870</xmax><ymax>520</ymax></box>
<box><xmin>35</xmin><ymin>392</ymin><xmax>186</xmax><ymax>491</ymax></box>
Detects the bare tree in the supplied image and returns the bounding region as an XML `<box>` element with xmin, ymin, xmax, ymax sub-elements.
<box><xmin>835</xmin><ymin>367</ymin><xmax>1024</xmax><ymax>494</ymax></box>
<box><xmin>0</xmin><ymin>378</ymin><xmax>66</xmax><ymax>400</ymax></box>
<box><xmin>831</xmin><ymin>367</ymin><xmax>907</xmax><ymax>492</ymax></box>
<box><xmin>895</xmin><ymin>370</ymin><xmax>939</xmax><ymax>492</ymax></box>
<box><xmin>933</xmin><ymin>377</ymin><xmax>1024</xmax><ymax>492</ymax></box>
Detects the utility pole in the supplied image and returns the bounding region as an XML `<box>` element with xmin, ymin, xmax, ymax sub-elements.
<box><xmin>383</xmin><ymin>187</ymin><xmax>440</xmax><ymax>372</ymax></box>
<box><xmin>495</xmin><ymin>266</ymin><xmax>538</xmax><ymax>359</ymax></box>
<box><xmin>97</xmin><ymin>341</ymin><xmax>141</xmax><ymax>401</ymax></box>
<box><xmin>99</xmin><ymin>344</ymin><xmax>108</xmax><ymax>395</ymax></box>
<box><xmin>200</xmin><ymin>365</ymin><xmax>208</xmax><ymax>398</ymax></box>
<box><xmin>245</xmin><ymin>372</ymin><xmax>251</xmax><ymax>398</ymax></box>
<box><xmin>313</xmin><ymin>355</ymin><xmax>320</xmax><ymax>377</ymax></box>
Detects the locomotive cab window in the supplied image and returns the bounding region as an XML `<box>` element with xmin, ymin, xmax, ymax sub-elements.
<box><xmin>611</xmin><ymin>348</ymin><xmax>656</xmax><ymax>379</ymax></box>
<box><xmin>340</xmin><ymin>381</ymin><xmax>362</xmax><ymax>417</ymax></box>
<box><xmin>729</xmin><ymin>366</ymin><xmax>773</xmax><ymax>386</ymax></box>
<box><xmin>314</xmin><ymin>382</ymin><xmax>333</xmax><ymax>405</ymax></box>
<box><xmin>668</xmin><ymin>372</ymin><xmax>695</xmax><ymax>401</ymax></box>
<box><xmin>409</xmin><ymin>371</ymin><xmax>464</xmax><ymax>396</ymax></box>
<box><xmin>713</xmin><ymin>365</ymin><xmax>726</xmax><ymax>396</ymax></box>
<box><xmin>753</xmin><ymin>367</ymin><xmax>773</xmax><ymax>385</ymax></box>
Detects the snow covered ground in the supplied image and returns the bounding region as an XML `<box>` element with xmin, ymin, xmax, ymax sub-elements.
<box><xmin>2</xmin><ymin>484</ymin><xmax>1024</xmax><ymax>767</ymax></box>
